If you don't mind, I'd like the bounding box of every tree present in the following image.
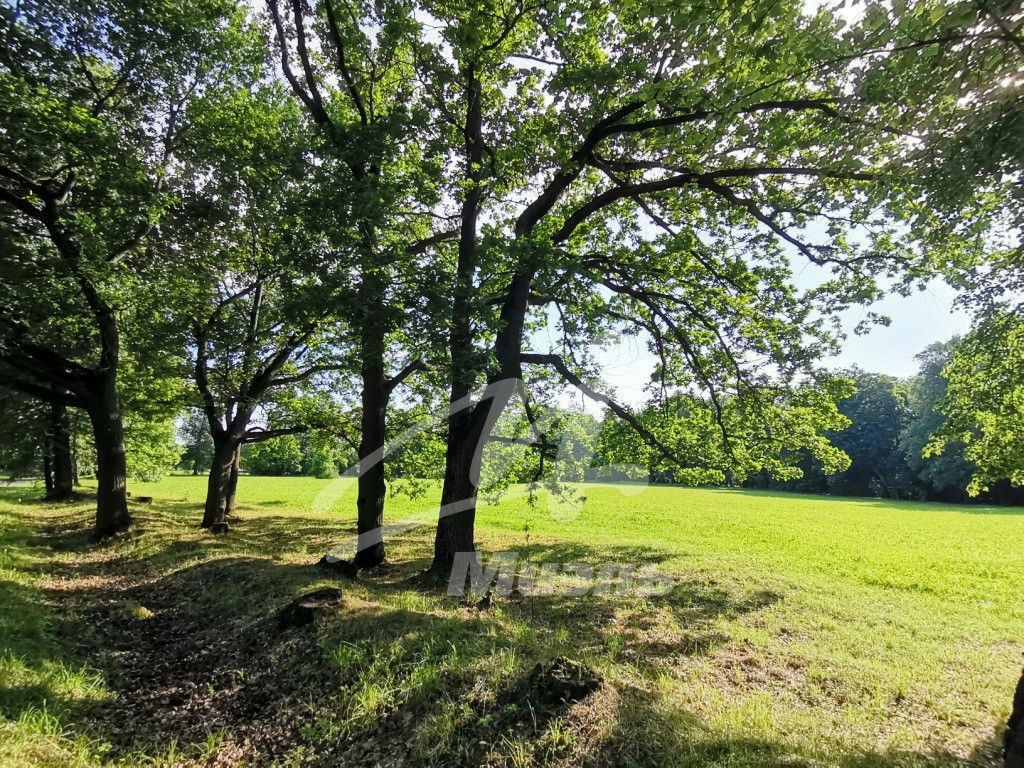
[929,314,1024,496]
[0,0,253,536]
[0,391,74,496]
[165,79,356,532]
[265,0,449,567]
[598,385,852,488]
[298,431,345,479]
[178,410,215,476]
[407,1,986,578]
[824,370,912,499]
[901,341,974,501]
[244,434,304,476]
[855,4,1024,501]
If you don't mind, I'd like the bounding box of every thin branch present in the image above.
[406,228,459,255]
[519,352,691,469]
[323,0,368,124]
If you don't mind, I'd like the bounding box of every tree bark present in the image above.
[1007,669,1024,768]
[202,433,239,529]
[42,437,53,495]
[346,287,398,570]
[430,408,489,579]
[87,376,131,538]
[46,402,74,500]
[355,335,388,569]
[428,64,488,581]
[225,444,241,516]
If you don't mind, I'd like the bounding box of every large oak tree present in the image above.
[411,0,995,578]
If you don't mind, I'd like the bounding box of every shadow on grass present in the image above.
[565,683,1004,768]
[7,510,787,766]
[2,497,1011,768]
[0,511,105,728]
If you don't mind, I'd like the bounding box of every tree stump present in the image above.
[1006,669,1024,768]
[317,553,360,579]
[526,656,602,710]
[278,588,343,628]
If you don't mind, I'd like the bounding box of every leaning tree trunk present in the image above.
[202,433,238,531]
[87,375,131,538]
[46,402,74,500]
[354,316,389,570]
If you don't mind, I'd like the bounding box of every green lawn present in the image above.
[1,476,1021,767]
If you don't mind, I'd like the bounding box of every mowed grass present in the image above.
[0,475,1021,767]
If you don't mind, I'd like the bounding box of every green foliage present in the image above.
[298,431,344,479]
[901,342,974,499]
[243,435,304,477]
[824,370,912,498]
[930,313,1024,495]
[386,405,446,498]
[178,410,215,475]
[0,392,46,478]
[594,382,853,487]
[123,414,181,483]
[0,0,260,369]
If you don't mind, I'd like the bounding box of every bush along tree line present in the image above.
[1,0,1022,570]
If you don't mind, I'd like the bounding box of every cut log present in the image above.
[278,588,343,628]
[317,553,360,579]
[1006,669,1024,768]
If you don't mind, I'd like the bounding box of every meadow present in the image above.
[0,475,1021,767]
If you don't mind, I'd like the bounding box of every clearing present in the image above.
[0,476,1021,767]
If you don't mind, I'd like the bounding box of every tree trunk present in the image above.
[42,436,53,495]
[46,402,74,500]
[355,342,388,569]
[225,444,241,517]
[1007,669,1024,768]
[202,433,238,530]
[428,65,487,581]
[430,414,483,579]
[87,377,131,538]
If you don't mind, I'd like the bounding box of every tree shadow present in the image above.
[575,683,1005,767]
[4,497,1011,768]
[12,525,785,766]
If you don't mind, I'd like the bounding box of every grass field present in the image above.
[0,475,1021,767]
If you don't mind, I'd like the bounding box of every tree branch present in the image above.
[519,352,690,469]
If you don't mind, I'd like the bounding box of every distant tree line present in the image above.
[593,339,1024,505]
[748,342,1024,505]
